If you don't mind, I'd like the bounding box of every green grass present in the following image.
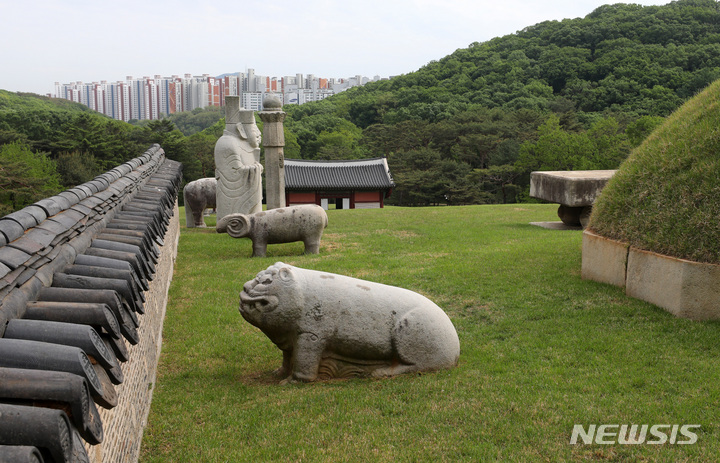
[141,205,720,462]
[590,78,720,264]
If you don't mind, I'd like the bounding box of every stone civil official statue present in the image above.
[215,96,263,227]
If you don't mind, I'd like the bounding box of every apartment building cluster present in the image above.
[54,69,384,122]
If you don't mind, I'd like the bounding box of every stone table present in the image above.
[530,170,616,228]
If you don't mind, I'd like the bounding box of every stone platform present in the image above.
[530,170,616,227]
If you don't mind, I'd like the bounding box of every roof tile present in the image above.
[285,158,395,191]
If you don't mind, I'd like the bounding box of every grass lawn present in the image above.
[140,204,720,462]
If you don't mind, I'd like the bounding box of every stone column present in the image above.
[259,95,286,210]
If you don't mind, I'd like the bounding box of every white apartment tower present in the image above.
[247,68,256,92]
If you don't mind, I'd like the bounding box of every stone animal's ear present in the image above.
[278,267,293,282]
[236,123,248,140]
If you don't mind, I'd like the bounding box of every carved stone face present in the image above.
[243,123,262,148]
[239,263,302,330]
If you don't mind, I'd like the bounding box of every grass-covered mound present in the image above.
[589,78,720,264]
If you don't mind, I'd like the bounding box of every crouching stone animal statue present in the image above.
[217,205,328,257]
[239,262,461,383]
[183,177,216,228]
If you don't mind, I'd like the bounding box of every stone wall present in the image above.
[582,230,720,321]
[84,203,179,462]
[0,144,182,462]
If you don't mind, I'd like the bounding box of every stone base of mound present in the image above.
[581,231,629,287]
[581,230,720,321]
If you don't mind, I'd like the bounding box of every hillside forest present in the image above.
[2,0,720,214]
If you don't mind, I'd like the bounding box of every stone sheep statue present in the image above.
[183,178,216,228]
[216,205,328,257]
[239,262,461,383]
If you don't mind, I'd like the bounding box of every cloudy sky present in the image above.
[2,0,670,96]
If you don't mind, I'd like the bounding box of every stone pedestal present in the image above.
[259,95,286,210]
[626,248,720,321]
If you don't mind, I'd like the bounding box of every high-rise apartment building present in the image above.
[242,92,264,112]
[55,70,384,121]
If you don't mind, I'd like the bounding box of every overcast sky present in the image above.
[2,0,670,96]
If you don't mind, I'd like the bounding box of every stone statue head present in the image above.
[225,96,261,148]
[238,120,261,149]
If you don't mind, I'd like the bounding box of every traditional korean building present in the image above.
[284,158,395,209]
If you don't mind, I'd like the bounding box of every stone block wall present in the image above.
[582,230,720,321]
[84,203,179,462]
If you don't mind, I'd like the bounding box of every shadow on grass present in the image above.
[236,369,282,386]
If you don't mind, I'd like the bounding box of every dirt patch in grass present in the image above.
[372,229,420,239]
[237,370,283,386]
[320,232,360,253]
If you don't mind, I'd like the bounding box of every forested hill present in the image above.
[0,90,205,215]
[327,0,720,127]
[0,91,94,113]
[281,0,720,205]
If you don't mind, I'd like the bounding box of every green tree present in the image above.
[283,127,301,159]
[184,131,217,179]
[143,119,201,181]
[360,120,434,157]
[625,115,664,146]
[165,106,224,136]
[313,127,367,160]
[55,151,102,187]
[471,165,525,204]
[517,115,631,172]
[517,115,593,171]
[0,142,63,214]
[284,114,361,159]
[387,148,445,206]
[582,117,631,169]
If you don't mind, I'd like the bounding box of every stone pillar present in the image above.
[259,94,286,210]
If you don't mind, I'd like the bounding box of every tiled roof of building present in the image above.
[284,158,395,190]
